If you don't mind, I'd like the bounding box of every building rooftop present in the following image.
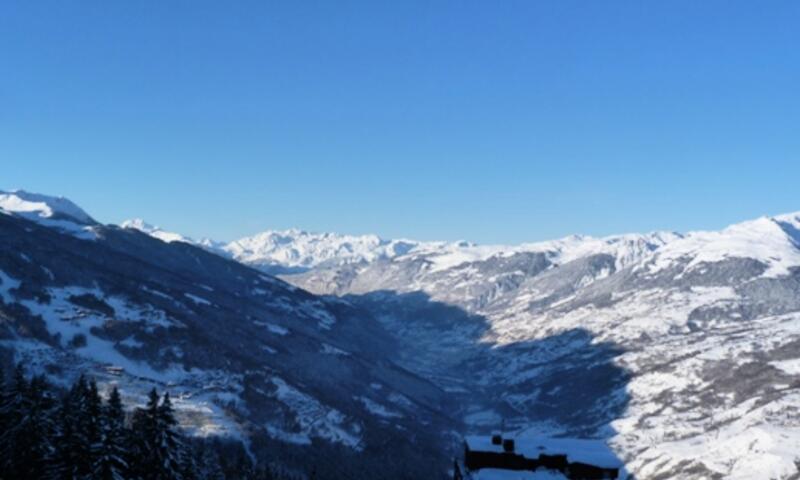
[464,435,623,469]
[470,468,568,479]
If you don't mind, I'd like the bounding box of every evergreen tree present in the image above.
[53,393,80,479]
[0,369,294,480]
[93,386,129,480]
[131,388,160,479]
[179,446,199,480]
[156,392,184,479]
[0,362,6,474]
[1,371,57,479]
[0,364,26,478]
[132,388,184,480]
[194,440,226,480]
[87,378,103,450]
[0,364,30,476]
[53,375,95,479]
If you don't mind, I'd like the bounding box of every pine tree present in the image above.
[93,386,129,480]
[2,372,57,479]
[0,363,23,478]
[0,364,31,476]
[132,388,185,480]
[0,368,297,480]
[53,393,80,479]
[156,392,184,479]
[87,379,103,450]
[179,440,200,480]
[195,441,226,480]
[53,374,95,479]
[131,388,160,479]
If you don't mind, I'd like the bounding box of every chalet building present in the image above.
[457,434,623,479]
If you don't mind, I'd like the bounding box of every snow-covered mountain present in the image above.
[276,214,800,479]
[1,193,453,479]
[120,221,448,274]
[7,191,800,478]
[120,218,194,244]
[0,189,99,240]
[222,229,425,273]
[0,189,96,225]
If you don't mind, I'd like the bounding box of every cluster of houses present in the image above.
[455,433,624,479]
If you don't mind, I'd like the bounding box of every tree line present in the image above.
[0,364,300,480]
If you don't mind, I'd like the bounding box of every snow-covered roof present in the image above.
[464,435,623,469]
[470,468,567,479]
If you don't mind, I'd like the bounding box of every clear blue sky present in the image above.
[1,1,798,243]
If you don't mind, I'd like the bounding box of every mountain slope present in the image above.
[0,197,456,478]
[0,189,99,240]
[275,214,800,480]
[13,192,800,478]
[222,229,424,274]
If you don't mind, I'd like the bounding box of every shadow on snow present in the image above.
[344,289,631,470]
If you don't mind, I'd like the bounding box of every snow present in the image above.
[184,293,212,306]
[387,392,413,408]
[121,218,193,244]
[647,216,800,278]
[0,189,94,224]
[416,232,677,273]
[119,336,144,349]
[0,269,21,304]
[112,208,800,288]
[20,286,186,382]
[354,396,402,418]
[253,321,289,335]
[770,358,800,375]
[622,391,800,480]
[471,469,567,480]
[265,425,312,445]
[321,343,350,356]
[464,409,503,426]
[267,376,362,449]
[223,228,422,270]
[141,286,174,301]
[298,300,337,330]
[0,190,98,240]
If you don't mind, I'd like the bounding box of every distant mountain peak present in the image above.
[224,229,423,271]
[645,213,800,278]
[121,218,192,244]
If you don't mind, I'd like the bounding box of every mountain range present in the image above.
[2,189,800,479]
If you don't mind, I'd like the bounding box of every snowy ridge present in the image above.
[226,214,800,284]
[645,214,800,278]
[277,210,800,479]
[223,229,423,270]
[0,190,95,225]
[1,201,450,473]
[0,190,99,239]
[218,229,680,276]
[121,218,193,244]
[6,189,800,478]
[410,231,680,273]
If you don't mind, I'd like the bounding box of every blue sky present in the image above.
[1,1,798,243]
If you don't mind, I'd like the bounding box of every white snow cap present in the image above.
[648,213,800,278]
[121,218,192,244]
[0,189,95,225]
[224,229,421,269]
